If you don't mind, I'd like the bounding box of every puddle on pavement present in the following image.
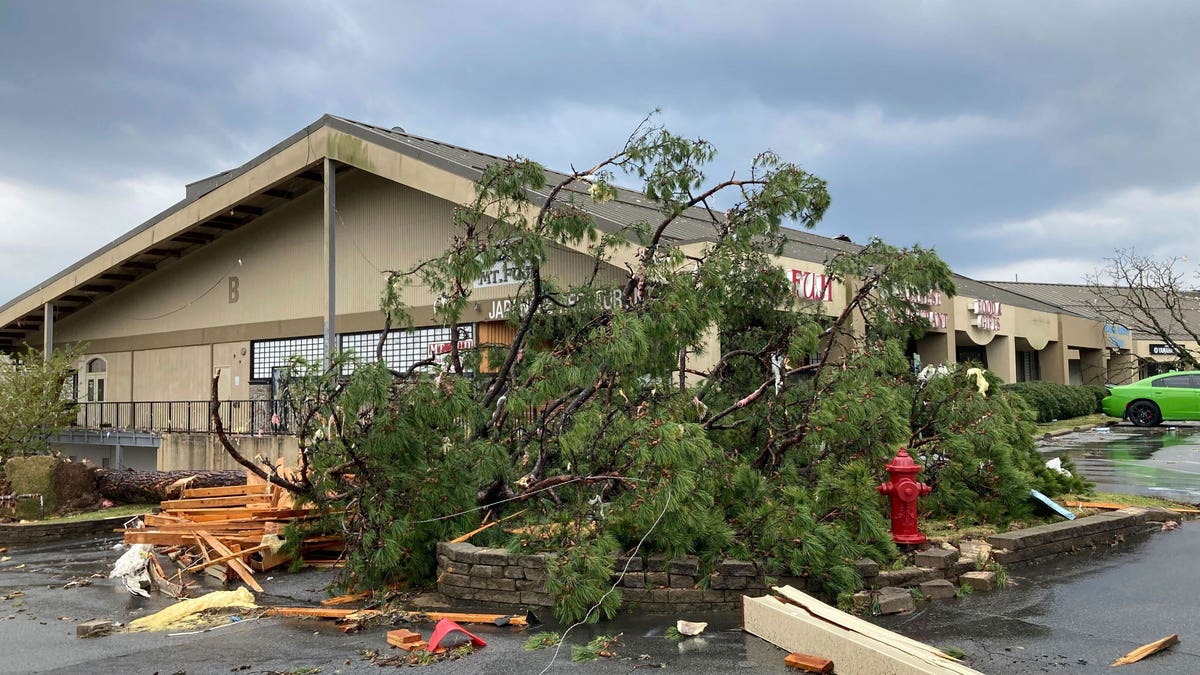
[1040,424,1200,504]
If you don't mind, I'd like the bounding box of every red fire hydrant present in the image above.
[878,447,932,545]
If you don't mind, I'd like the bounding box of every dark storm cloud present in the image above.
[3,0,1200,299]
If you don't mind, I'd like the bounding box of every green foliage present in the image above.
[911,368,1087,523]
[524,632,562,651]
[1003,381,1102,422]
[241,113,1087,624]
[571,634,621,662]
[664,626,684,641]
[0,345,86,460]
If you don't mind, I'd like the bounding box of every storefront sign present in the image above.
[486,288,623,321]
[903,290,948,329]
[1104,323,1131,350]
[429,339,475,357]
[1149,343,1176,356]
[474,260,528,289]
[790,269,834,303]
[969,299,1002,332]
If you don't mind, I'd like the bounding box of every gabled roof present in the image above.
[0,114,1086,349]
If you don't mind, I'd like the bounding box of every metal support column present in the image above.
[323,158,337,372]
[43,301,54,362]
[114,443,123,470]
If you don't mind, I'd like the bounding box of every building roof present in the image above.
[0,114,1083,347]
[989,281,1200,340]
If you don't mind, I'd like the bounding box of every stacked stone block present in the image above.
[437,542,771,612]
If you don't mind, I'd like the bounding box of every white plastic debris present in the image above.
[1044,457,1072,477]
[108,543,154,597]
[676,620,708,636]
[917,365,950,382]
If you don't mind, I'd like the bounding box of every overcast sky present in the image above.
[2,0,1199,302]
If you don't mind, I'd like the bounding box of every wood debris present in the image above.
[744,585,983,674]
[785,652,834,673]
[1111,634,1179,666]
[387,628,428,651]
[121,470,344,595]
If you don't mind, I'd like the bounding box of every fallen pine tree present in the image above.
[93,468,246,503]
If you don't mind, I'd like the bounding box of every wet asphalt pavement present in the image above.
[1041,422,1200,503]
[0,535,794,674]
[5,425,1200,674]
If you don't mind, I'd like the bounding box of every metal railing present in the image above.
[69,400,295,435]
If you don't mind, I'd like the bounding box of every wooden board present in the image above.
[182,484,269,498]
[785,652,834,673]
[195,530,263,593]
[772,586,969,667]
[1112,634,1179,666]
[745,590,984,675]
[160,494,274,510]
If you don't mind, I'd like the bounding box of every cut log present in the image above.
[1112,634,1179,666]
[94,468,246,503]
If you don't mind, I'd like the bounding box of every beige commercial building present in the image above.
[0,116,1154,469]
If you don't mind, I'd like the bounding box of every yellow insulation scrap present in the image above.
[128,587,258,631]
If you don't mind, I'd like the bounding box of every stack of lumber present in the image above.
[122,471,344,595]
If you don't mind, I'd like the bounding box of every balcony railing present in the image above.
[69,400,295,435]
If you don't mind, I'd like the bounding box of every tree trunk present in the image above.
[93,468,246,504]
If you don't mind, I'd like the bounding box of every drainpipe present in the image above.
[323,158,337,373]
[43,301,54,362]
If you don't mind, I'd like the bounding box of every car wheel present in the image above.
[1128,401,1162,427]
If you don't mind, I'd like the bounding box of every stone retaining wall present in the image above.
[437,542,773,613]
[438,506,1178,614]
[0,514,137,546]
[985,506,1172,566]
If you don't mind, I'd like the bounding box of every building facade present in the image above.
[0,116,1154,470]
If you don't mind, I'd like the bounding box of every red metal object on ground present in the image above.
[877,447,932,545]
[427,618,487,652]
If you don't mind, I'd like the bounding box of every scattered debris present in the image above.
[119,471,345,596]
[1162,520,1179,531]
[1064,500,1200,514]
[127,587,257,632]
[524,632,562,651]
[427,618,486,652]
[1044,457,1071,477]
[76,619,116,638]
[571,634,621,662]
[1031,489,1075,521]
[676,619,708,636]
[785,652,834,673]
[321,592,371,607]
[1111,633,1179,666]
[386,628,427,651]
[108,543,154,597]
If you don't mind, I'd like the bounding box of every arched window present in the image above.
[84,357,107,402]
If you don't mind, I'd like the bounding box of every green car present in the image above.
[1102,371,1200,426]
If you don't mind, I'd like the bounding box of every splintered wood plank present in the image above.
[194,530,263,593]
[268,607,360,618]
[186,542,273,572]
[123,531,203,546]
[182,484,270,498]
[1112,634,1179,666]
[160,494,274,509]
[320,592,372,607]
[419,612,529,626]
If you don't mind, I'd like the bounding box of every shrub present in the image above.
[1002,381,1102,423]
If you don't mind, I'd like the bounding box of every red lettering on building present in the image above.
[789,269,834,303]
